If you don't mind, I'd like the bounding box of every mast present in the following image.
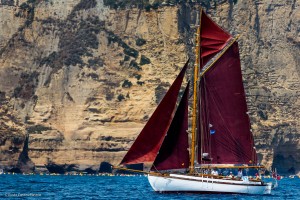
[190,8,202,174]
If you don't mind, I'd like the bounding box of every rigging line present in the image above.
[151,164,161,174]
[203,77,212,160]
[195,69,200,165]
[207,87,248,156]
[208,88,251,162]
[214,137,244,159]
[199,78,210,158]
[199,27,205,156]
[246,111,256,163]
[198,78,203,164]
[197,7,203,166]
[199,25,203,165]
[210,124,247,159]
[211,126,243,158]
[216,125,250,161]
[209,117,244,153]
[199,81,208,163]
[206,87,242,150]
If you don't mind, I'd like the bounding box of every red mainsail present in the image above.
[200,11,232,67]
[198,42,257,164]
[151,83,190,171]
[120,61,189,165]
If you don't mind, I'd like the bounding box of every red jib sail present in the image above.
[151,83,190,171]
[198,42,257,164]
[120,60,189,165]
[200,11,232,67]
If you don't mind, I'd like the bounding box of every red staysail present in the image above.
[200,11,232,67]
[151,83,190,171]
[198,42,257,164]
[120,61,189,165]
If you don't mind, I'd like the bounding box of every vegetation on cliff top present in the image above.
[104,0,181,10]
[103,0,236,11]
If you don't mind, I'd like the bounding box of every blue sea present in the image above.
[0,174,299,199]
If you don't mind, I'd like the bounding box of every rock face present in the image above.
[0,0,299,175]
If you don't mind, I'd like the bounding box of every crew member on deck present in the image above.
[237,168,243,179]
[211,168,218,176]
[228,172,233,178]
[255,173,260,180]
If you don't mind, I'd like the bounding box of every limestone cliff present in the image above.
[0,0,299,175]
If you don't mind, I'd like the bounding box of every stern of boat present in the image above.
[263,182,272,194]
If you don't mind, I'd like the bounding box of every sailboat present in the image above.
[114,9,272,195]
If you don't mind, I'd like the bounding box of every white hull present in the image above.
[148,174,272,195]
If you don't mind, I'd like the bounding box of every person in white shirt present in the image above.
[211,168,218,176]
[237,168,243,179]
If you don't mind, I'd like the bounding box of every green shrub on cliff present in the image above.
[124,47,139,58]
[26,125,52,134]
[140,55,151,65]
[117,94,125,101]
[136,38,146,46]
[129,60,141,70]
[122,80,133,88]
